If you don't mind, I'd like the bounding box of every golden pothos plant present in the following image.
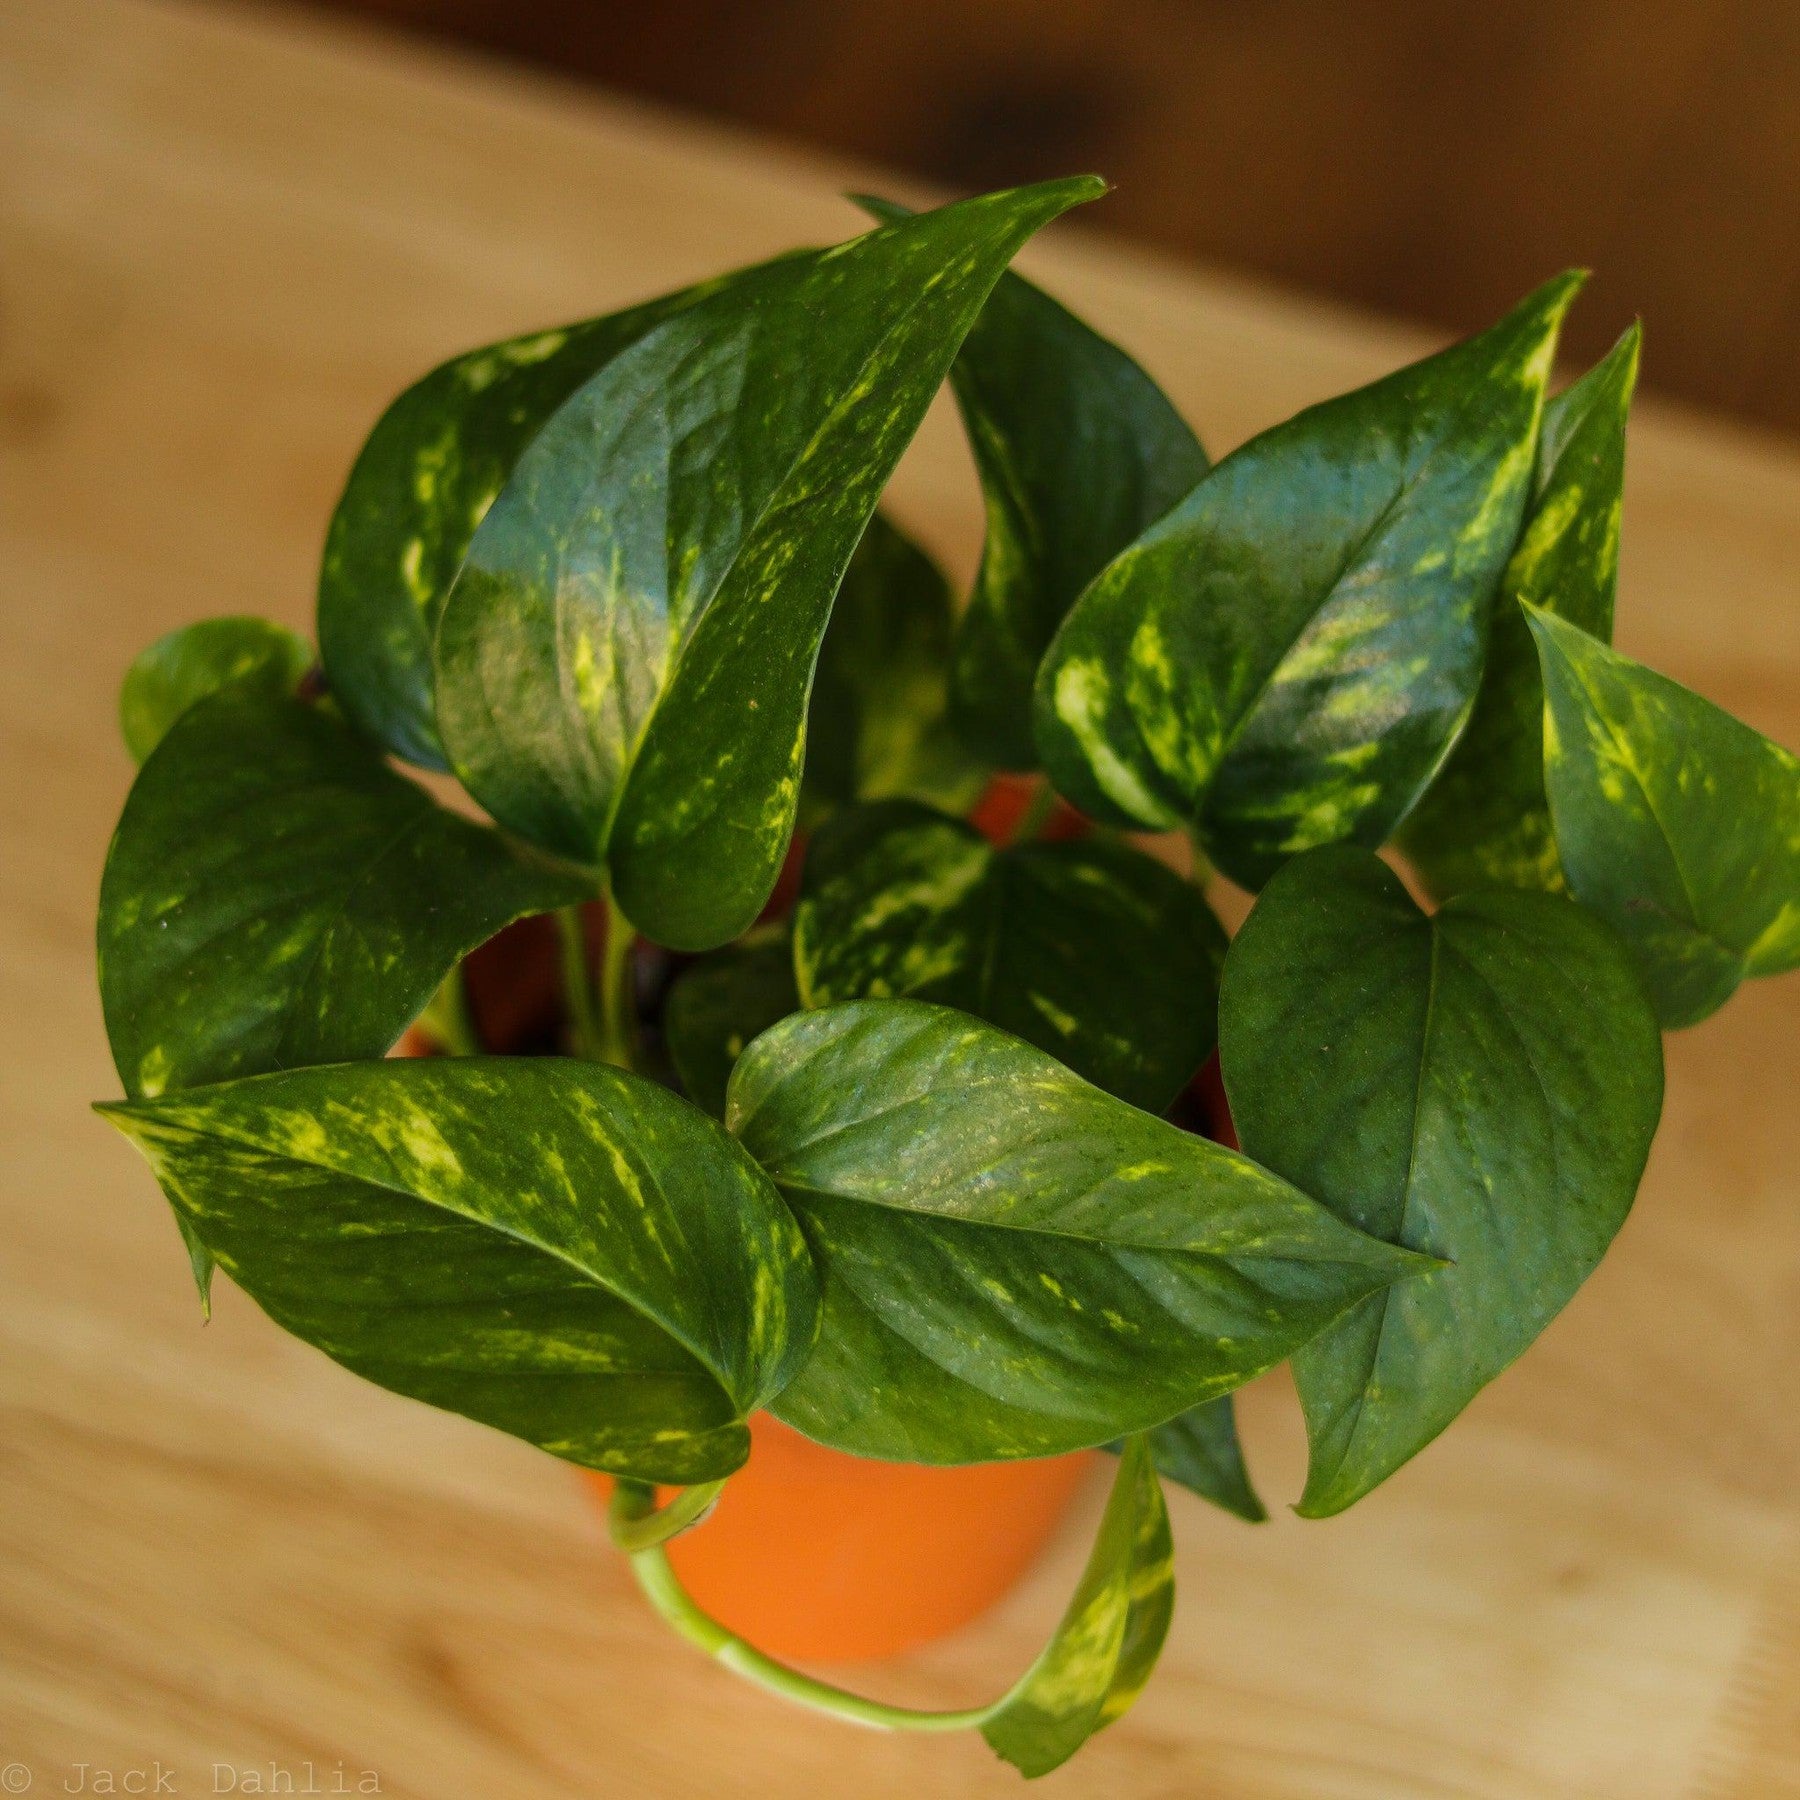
[96,178,1798,1776]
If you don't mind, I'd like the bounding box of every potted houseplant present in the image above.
[95,177,1799,1779]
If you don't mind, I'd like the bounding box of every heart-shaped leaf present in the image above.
[1402,327,1640,896]
[1220,846,1663,1516]
[99,689,590,1100]
[857,196,1209,770]
[663,927,800,1118]
[1034,275,1583,889]
[1113,1396,1264,1523]
[799,512,986,826]
[793,800,1225,1111]
[119,616,312,765]
[317,263,793,769]
[1529,606,1800,1025]
[978,1435,1174,1777]
[434,178,1105,950]
[727,999,1427,1462]
[99,1058,818,1482]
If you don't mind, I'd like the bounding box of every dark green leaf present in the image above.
[1529,606,1800,1026]
[978,1435,1174,1778]
[1034,275,1583,889]
[1116,1396,1265,1523]
[858,196,1208,769]
[99,689,590,1099]
[727,999,1427,1462]
[317,263,795,768]
[793,800,1225,1111]
[119,616,312,765]
[663,927,800,1118]
[99,1058,818,1482]
[434,178,1105,950]
[1402,327,1640,896]
[1220,846,1663,1516]
[799,512,986,825]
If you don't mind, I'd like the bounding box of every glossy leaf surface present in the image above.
[100,1058,818,1481]
[793,800,1225,1111]
[434,179,1104,949]
[1121,1396,1264,1523]
[99,690,590,1099]
[728,1000,1425,1462]
[1220,847,1663,1515]
[800,512,986,824]
[1402,327,1640,895]
[859,196,1208,769]
[1034,275,1582,888]
[119,616,312,765]
[663,927,800,1118]
[979,1435,1174,1777]
[1530,607,1800,1025]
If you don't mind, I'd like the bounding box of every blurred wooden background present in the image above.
[298,0,1800,433]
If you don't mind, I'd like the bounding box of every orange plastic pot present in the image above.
[589,1414,1096,1663]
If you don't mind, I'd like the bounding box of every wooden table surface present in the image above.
[2,3,1796,1795]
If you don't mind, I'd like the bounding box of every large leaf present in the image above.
[434,179,1105,950]
[99,689,590,1100]
[118,616,311,765]
[99,1059,818,1482]
[793,800,1225,1111]
[663,927,800,1119]
[1529,607,1800,1026]
[727,1000,1427,1462]
[317,262,796,769]
[858,196,1209,769]
[1402,327,1640,895]
[1033,275,1583,889]
[1220,846,1663,1516]
[978,1435,1174,1777]
[1120,1396,1265,1524]
[799,512,986,825]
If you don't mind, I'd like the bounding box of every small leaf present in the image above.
[99,689,590,1099]
[1034,275,1583,889]
[979,1435,1174,1778]
[118,616,312,765]
[858,196,1209,769]
[1528,607,1800,1025]
[1403,326,1640,896]
[793,800,1225,1111]
[1112,1396,1264,1523]
[317,263,792,768]
[1219,846,1663,1516]
[435,178,1105,950]
[800,513,986,825]
[99,1058,818,1481]
[663,927,800,1118]
[728,1000,1427,1462]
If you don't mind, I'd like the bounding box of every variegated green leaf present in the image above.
[1402,326,1640,895]
[978,1435,1174,1777]
[434,179,1105,950]
[663,926,800,1118]
[1529,607,1800,1026]
[799,512,986,826]
[118,616,312,765]
[858,196,1208,769]
[727,1000,1427,1462]
[793,800,1225,1111]
[1033,275,1583,889]
[98,1058,818,1482]
[1220,846,1663,1516]
[1115,1395,1264,1523]
[317,261,795,769]
[99,689,590,1100]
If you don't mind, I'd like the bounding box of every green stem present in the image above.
[606,1478,727,1553]
[609,1484,992,1733]
[1186,823,1213,889]
[556,906,604,1062]
[418,963,480,1056]
[1005,780,1059,847]
[598,890,639,1072]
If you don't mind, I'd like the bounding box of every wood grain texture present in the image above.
[0,2,1796,1794]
